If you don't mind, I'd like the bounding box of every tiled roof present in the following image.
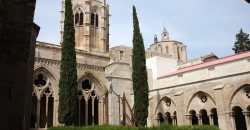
[161,51,250,78]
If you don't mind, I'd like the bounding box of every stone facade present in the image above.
[31,0,250,130]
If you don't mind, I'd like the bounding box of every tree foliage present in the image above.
[58,0,78,125]
[132,5,149,126]
[232,29,250,53]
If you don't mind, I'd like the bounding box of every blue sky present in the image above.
[34,0,250,59]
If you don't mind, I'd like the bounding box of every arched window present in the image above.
[91,12,95,26]
[75,8,84,26]
[95,14,99,27]
[91,9,99,27]
[31,72,54,129]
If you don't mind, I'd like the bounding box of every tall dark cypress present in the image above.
[58,0,78,125]
[132,6,149,126]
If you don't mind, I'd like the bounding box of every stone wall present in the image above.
[0,0,37,129]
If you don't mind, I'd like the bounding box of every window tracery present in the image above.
[91,9,99,27]
[77,79,99,125]
[75,8,84,26]
[199,94,208,103]
[31,72,54,128]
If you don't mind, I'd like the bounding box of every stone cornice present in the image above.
[36,41,110,60]
[35,57,105,72]
[150,71,250,92]
[105,62,130,68]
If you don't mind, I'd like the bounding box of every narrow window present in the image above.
[177,47,180,60]
[75,12,79,25]
[79,12,84,25]
[91,13,95,26]
[95,14,99,27]
[120,51,124,61]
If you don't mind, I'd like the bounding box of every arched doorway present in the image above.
[233,106,247,130]
[210,108,219,126]
[78,78,101,126]
[189,110,198,125]
[31,72,54,129]
[199,109,209,125]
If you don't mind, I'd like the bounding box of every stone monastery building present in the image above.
[31,0,250,130]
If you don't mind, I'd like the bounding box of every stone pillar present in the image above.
[36,98,41,128]
[209,114,214,125]
[156,118,160,126]
[185,115,192,125]
[78,96,82,126]
[197,114,202,125]
[171,116,177,125]
[84,0,91,52]
[243,112,250,130]
[92,97,95,125]
[45,96,49,128]
[229,112,236,130]
[85,98,89,125]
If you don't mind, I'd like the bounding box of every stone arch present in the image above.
[186,91,216,114]
[157,112,164,125]
[73,3,86,13]
[189,109,198,125]
[34,66,57,82]
[155,96,177,116]
[91,5,101,13]
[76,72,107,126]
[90,6,100,27]
[232,106,247,130]
[31,67,56,128]
[210,108,219,126]
[165,112,173,125]
[229,84,250,111]
[199,109,209,125]
[77,72,106,97]
[73,4,85,26]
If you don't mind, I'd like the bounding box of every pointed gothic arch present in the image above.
[229,84,250,111]
[186,91,216,114]
[31,67,56,129]
[73,6,84,26]
[76,72,107,126]
[90,7,100,27]
[155,96,177,116]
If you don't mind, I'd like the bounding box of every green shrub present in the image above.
[49,125,219,130]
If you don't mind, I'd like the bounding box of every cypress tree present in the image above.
[58,0,78,125]
[132,6,149,126]
[232,28,250,53]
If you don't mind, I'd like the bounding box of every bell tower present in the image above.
[161,27,169,41]
[60,0,110,53]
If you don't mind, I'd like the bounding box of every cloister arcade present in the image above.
[30,68,108,129]
[155,85,250,130]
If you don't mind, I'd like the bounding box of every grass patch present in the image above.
[49,125,219,130]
